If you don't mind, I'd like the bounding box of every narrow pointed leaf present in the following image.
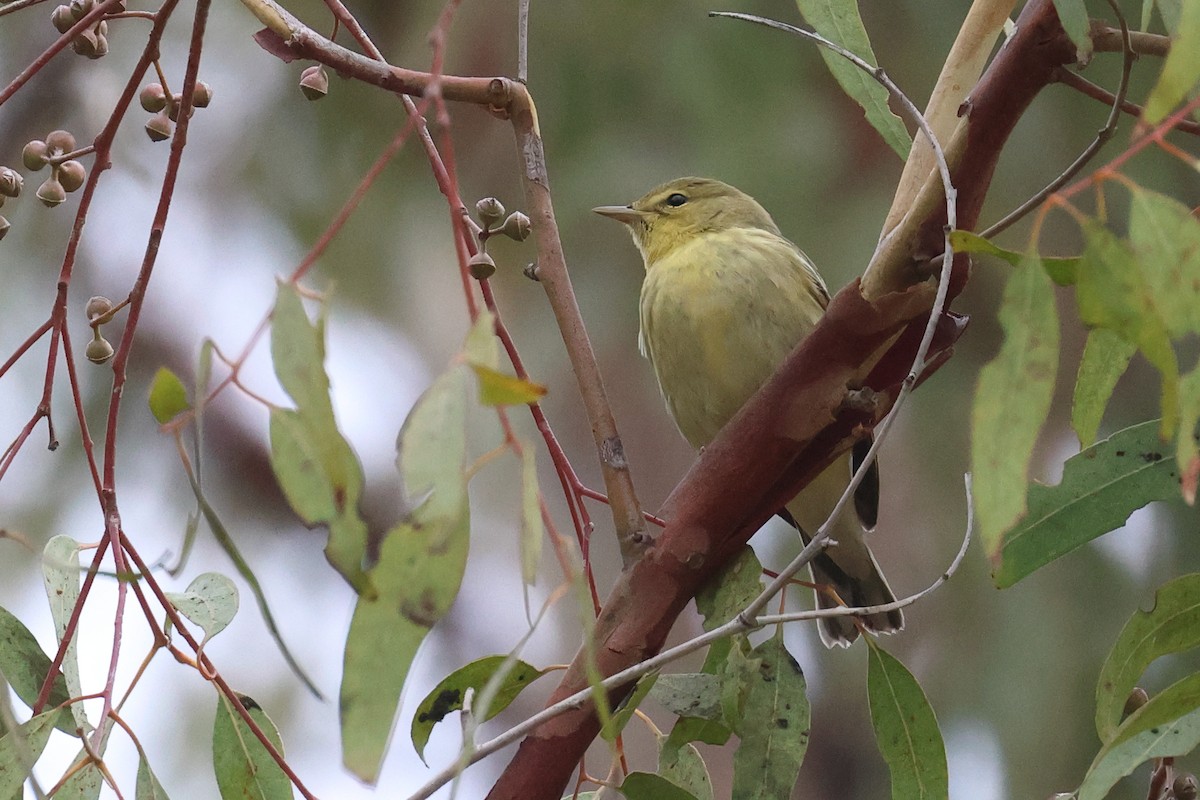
[519,445,542,585]
[972,256,1059,557]
[948,230,1079,285]
[342,367,469,783]
[135,753,171,800]
[730,636,810,800]
[410,655,547,761]
[0,710,61,796]
[1142,0,1200,123]
[794,0,911,159]
[1051,0,1092,61]
[462,309,499,369]
[1079,672,1200,800]
[212,693,292,800]
[994,420,1185,587]
[271,282,333,418]
[867,643,949,800]
[42,536,89,734]
[1095,574,1200,742]
[1077,223,1179,437]
[601,672,658,743]
[1072,329,1136,447]
[0,607,73,734]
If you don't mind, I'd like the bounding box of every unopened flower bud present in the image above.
[475,197,505,226]
[22,140,49,171]
[191,81,213,108]
[51,4,75,32]
[45,130,77,155]
[1174,774,1198,800]
[85,295,113,321]
[468,252,496,280]
[68,0,92,19]
[500,211,531,242]
[57,160,86,192]
[139,83,167,112]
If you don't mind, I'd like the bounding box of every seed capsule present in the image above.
[468,252,497,280]
[58,160,86,192]
[0,167,22,198]
[36,178,66,207]
[139,83,167,112]
[86,335,114,364]
[145,113,172,142]
[1122,687,1148,718]
[51,4,75,32]
[22,140,49,171]
[299,65,328,100]
[45,130,77,155]
[192,81,213,108]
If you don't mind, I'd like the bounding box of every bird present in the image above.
[594,176,902,647]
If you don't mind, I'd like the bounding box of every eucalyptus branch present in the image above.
[247,1,649,566]
[1089,22,1170,57]
[981,0,1134,239]
[488,3,1078,796]
[411,476,973,800]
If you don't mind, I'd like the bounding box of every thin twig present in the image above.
[1056,68,1200,137]
[1089,23,1170,57]
[980,0,1134,239]
[517,0,529,83]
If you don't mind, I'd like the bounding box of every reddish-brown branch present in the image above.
[485,0,1077,796]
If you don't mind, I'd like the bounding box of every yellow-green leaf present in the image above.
[212,693,292,800]
[410,655,547,761]
[148,366,190,424]
[1051,0,1093,62]
[519,444,542,585]
[342,366,470,783]
[794,0,911,159]
[1077,222,1179,438]
[972,256,1059,557]
[867,643,949,800]
[1143,0,1200,124]
[1072,329,1136,447]
[462,309,499,370]
[470,364,547,406]
[949,230,1079,285]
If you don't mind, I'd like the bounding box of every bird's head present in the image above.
[593,177,779,264]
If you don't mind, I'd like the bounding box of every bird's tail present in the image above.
[784,455,903,648]
[808,541,903,648]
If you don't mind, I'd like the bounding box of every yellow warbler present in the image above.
[595,177,901,647]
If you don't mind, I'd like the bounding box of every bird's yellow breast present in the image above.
[638,227,828,448]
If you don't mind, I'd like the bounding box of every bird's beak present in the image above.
[592,205,648,225]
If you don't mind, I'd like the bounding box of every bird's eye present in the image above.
[665,193,688,207]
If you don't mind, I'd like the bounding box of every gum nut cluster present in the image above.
[22,130,87,209]
[139,80,212,142]
[0,166,21,241]
[50,0,124,59]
